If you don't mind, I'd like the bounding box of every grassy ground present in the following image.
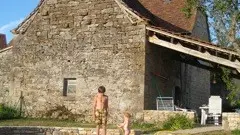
[193,130,240,135]
[131,122,162,134]
[1,119,239,135]
[0,118,162,133]
[232,130,240,135]
[0,118,97,128]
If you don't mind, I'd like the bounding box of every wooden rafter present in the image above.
[0,46,13,53]
[148,34,240,73]
[114,0,144,24]
[146,26,240,57]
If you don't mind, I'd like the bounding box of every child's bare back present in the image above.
[95,94,108,110]
[93,86,108,135]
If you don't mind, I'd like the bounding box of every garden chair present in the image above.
[207,96,222,125]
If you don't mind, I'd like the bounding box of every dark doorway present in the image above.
[174,86,181,107]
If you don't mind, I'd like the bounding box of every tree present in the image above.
[183,0,240,107]
[183,0,240,52]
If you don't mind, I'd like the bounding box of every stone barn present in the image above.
[0,0,239,122]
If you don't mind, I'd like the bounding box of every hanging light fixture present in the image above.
[212,73,217,84]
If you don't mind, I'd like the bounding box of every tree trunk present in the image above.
[227,0,240,54]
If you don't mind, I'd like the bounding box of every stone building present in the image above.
[0,0,239,122]
[0,34,7,49]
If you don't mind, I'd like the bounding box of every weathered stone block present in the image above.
[78,10,88,16]
[47,0,57,5]
[69,1,80,6]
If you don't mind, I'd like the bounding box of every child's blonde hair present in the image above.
[124,112,131,118]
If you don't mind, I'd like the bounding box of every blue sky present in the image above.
[0,0,39,43]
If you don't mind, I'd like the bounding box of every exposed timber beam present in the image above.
[146,26,240,57]
[149,35,240,73]
[174,56,240,77]
[114,0,143,24]
[0,46,13,53]
[198,46,202,52]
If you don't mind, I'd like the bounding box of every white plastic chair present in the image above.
[207,96,222,125]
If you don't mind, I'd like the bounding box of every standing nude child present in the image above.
[93,86,108,135]
[117,112,131,135]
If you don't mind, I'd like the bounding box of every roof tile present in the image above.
[123,0,197,33]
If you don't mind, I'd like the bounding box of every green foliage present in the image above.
[221,68,240,107]
[162,114,194,131]
[232,129,240,135]
[182,0,198,18]
[184,0,240,108]
[184,0,240,48]
[131,122,161,133]
[132,122,155,129]
[0,104,20,120]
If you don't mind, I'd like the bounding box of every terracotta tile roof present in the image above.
[123,0,197,33]
[14,0,195,34]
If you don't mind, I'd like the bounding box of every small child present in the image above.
[117,112,131,135]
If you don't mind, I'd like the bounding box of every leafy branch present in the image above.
[221,68,240,107]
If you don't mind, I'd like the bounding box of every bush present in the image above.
[0,104,20,120]
[162,114,194,131]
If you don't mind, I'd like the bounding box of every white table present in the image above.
[199,106,209,125]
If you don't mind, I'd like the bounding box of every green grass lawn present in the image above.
[131,122,163,134]
[2,119,238,135]
[0,118,162,134]
[0,118,97,128]
[232,130,240,135]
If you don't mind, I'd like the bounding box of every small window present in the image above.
[63,78,76,96]
[164,0,171,4]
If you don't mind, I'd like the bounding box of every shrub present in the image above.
[162,114,194,131]
[0,104,20,120]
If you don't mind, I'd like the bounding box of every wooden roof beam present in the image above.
[148,35,240,73]
[146,26,240,57]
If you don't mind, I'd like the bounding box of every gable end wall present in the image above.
[0,0,146,122]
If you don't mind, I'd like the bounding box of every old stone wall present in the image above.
[222,112,240,130]
[181,64,210,113]
[144,40,210,114]
[144,44,181,110]
[143,110,195,123]
[0,0,212,123]
[0,47,14,105]
[0,0,145,123]
[0,127,141,135]
[181,11,211,113]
